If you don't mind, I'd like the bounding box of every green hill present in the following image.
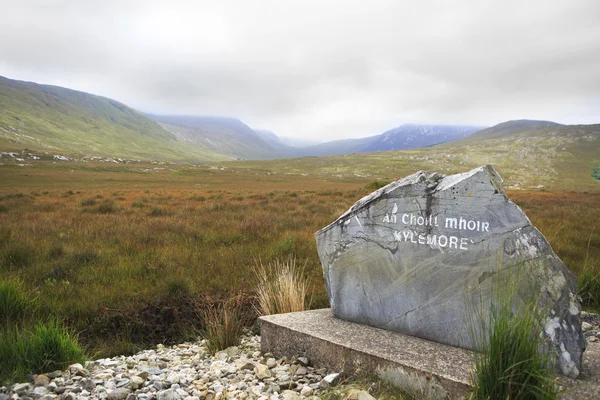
[230,120,600,191]
[0,76,231,161]
[148,115,298,160]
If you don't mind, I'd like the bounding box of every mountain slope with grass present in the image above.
[0,76,232,161]
[231,120,600,191]
[149,115,297,160]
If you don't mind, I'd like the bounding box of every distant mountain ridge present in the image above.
[295,124,484,156]
[0,75,488,161]
[2,75,596,175]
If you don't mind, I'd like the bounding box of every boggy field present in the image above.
[1,162,599,357]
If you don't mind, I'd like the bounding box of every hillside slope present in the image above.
[0,76,231,161]
[231,120,600,191]
[148,115,298,160]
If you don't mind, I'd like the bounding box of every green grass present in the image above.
[576,231,600,310]
[469,280,557,400]
[0,279,36,326]
[0,320,85,384]
[229,123,600,192]
[364,179,391,191]
[0,162,597,358]
[1,278,85,385]
[593,165,600,181]
[0,76,229,162]
[1,242,35,270]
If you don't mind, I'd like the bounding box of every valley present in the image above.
[0,73,599,377]
[0,159,598,359]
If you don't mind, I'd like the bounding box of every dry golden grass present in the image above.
[201,302,244,354]
[0,162,598,354]
[255,258,311,315]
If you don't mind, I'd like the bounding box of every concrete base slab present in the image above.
[260,309,473,399]
[260,309,600,400]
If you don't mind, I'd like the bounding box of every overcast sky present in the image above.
[1,0,599,141]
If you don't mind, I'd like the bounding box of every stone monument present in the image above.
[315,165,585,377]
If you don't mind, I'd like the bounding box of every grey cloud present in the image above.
[0,0,599,140]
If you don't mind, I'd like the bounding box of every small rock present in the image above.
[582,321,593,332]
[55,386,67,395]
[323,373,340,385]
[166,373,181,385]
[225,346,240,357]
[81,379,95,392]
[69,364,84,375]
[136,371,149,380]
[130,376,145,390]
[254,364,272,380]
[34,375,51,387]
[296,357,309,367]
[60,393,77,400]
[266,358,277,369]
[147,369,167,376]
[47,371,63,379]
[116,379,131,388]
[281,390,300,400]
[588,336,598,342]
[236,361,255,371]
[300,386,313,396]
[107,389,130,400]
[345,389,377,400]
[126,395,137,400]
[157,389,182,400]
[12,383,31,395]
[33,386,49,396]
[64,385,82,393]
[212,384,224,393]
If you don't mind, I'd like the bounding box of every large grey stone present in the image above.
[315,165,585,377]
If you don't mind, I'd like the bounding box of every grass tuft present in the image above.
[95,200,119,214]
[1,242,34,270]
[165,279,191,299]
[148,207,167,217]
[364,179,391,191]
[80,198,97,206]
[254,258,311,315]
[201,303,244,354]
[577,230,599,309]
[0,320,85,384]
[0,279,36,326]
[469,280,557,400]
[579,268,600,310]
